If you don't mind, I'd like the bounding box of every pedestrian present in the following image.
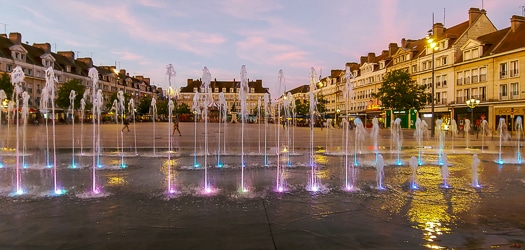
[122,117,130,132]
[172,115,181,136]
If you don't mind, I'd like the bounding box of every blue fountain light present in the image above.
[0,163,3,168]
[16,189,24,195]
[216,163,223,168]
[194,163,201,168]
[411,184,419,190]
[54,189,66,195]
[23,164,28,169]
[396,160,403,166]
[97,164,103,168]
[120,164,127,169]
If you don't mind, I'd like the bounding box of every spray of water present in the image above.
[239,65,249,192]
[471,154,481,188]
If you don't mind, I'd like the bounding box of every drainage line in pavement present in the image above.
[262,199,277,250]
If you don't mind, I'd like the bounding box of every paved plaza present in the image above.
[0,121,524,249]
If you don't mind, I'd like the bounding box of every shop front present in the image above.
[494,106,524,132]
[385,109,417,129]
[453,106,488,132]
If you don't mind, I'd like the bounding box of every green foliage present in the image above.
[294,99,309,116]
[316,95,328,114]
[55,79,87,110]
[175,102,191,114]
[106,92,133,113]
[137,95,152,115]
[0,73,14,99]
[371,69,431,112]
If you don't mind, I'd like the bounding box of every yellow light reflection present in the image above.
[107,176,127,186]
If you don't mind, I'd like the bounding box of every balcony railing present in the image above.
[500,94,509,100]
[456,78,463,85]
[480,74,486,82]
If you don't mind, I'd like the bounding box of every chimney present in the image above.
[510,15,525,32]
[388,43,398,56]
[144,78,150,85]
[0,34,6,39]
[469,8,482,25]
[433,23,444,37]
[367,52,376,63]
[9,32,22,44]
[33,43,51,53]
[360,56,367,65]
[119,69,126,76]
[77,57,93,67]
[58,51,75,61]
[136,75,144,81]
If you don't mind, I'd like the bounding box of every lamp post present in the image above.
[427,36,438,137]
[336,108,340,128]
[466,98,480,134]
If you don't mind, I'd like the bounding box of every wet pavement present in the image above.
[0,122,524,249]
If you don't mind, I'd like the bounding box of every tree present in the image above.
[0,73,14,99]
[175,102,191,114]
[55,79,87,110]
[371,69,431,112]
[294,99,309,116]
[106,92,132,113]
[137,95,152,115]
[316,95,328,114]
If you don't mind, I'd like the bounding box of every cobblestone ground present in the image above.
[0,122,524,249]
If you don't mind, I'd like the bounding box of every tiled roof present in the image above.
[490,25,525,54]
[288,85,309,94]
[181,79,268,94]
[477,28,510,56]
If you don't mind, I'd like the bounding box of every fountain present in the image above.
[217,92,227,167]
[275,69,286,192]
[43,66,62,194]
[515,116,522,164]
[435,117,445,165]
[375,154,385,190]
[307,67,320,192]
[0,89,5,168]
[88,68,102,194]
[10,66,24,195]
[471,154,481,188]
[69,90,77,168]
[371,117,379,160]
[497,118,509,164]
[128,98,137,155]
[150,97,157,156]
[450,119,458,153]
[192,91,201,168]
[414,118,424,165]
[409,156,418,189]
[201,66,212,192]
[464,118,471,148]
[392,118,402,165]
[440,153,450,188]
[263,93,270,167]
[239,65,249,193]
[480,119,489,153]
[353,117,366,166]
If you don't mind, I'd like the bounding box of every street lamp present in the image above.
[336,108,340,128]
[466,98,480,134]
[427,36,438,137]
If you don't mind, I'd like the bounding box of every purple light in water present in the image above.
[16,189,24,195]
[277,186,284,192]
[345,185,354,191]
[311,185,319,192]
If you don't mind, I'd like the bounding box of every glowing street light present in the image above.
[427,35,438,137]
[466,98,480,134]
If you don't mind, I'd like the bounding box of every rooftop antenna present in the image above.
[443,8,446,26]
[75,50,80,59]
[53,42,57,53]
[481,0,484,10]
[521,5,525,16]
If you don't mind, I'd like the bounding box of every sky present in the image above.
[0,0,523,98]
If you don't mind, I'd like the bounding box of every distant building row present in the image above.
[0,32,163,111]
[286,8,525,131]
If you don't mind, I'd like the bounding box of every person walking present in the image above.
[122,117,130,132]
[172,115,182,136]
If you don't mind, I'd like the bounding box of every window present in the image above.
[464,71,471,84]
[480,86,486,101]
[511,82,519,97]
[480,67,487,82]
[472,48,479,58]
[442,91,447,104]
[500,62,508,79]
[436,92,441,104]
[456,90,463,103]
[442,74,447,87]
[222,88,226,93]
[471,68,479,83]
[436,75,441,88]
[230,88,234,93]
[456,72,463,85]
[500,84,508,99]
[7,64,12,72]
[472,88,479,99]
[214,88,218,93]
[510,60,519,77]
[464,89,470,100]
[464,50,471,60]
[441,56,447,66]
[193,87,198,93]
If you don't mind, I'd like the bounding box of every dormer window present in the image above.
[66,65,71,72]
